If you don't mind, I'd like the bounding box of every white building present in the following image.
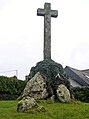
[64,66,89,87]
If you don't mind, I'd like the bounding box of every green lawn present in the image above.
[0,100,89,119]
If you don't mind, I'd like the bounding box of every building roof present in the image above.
[64,66,89,86]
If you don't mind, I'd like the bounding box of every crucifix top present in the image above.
[37,3,58,60]
[37,3,58,18]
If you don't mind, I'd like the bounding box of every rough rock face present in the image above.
[17,96,38,112]
[27,60,73,98]
[21,59,74,104]
[56,84,71,102]
[22,72,49,99]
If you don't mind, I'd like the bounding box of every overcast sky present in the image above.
[0,0,89,80]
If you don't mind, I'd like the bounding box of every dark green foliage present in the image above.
[0,94,19,100]
[29,60,70,87]
[29,60,64,79]
[0,76,26,100]
[73,86,89,103]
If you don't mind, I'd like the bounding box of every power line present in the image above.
[0,70,18,78]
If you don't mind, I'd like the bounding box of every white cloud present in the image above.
[0,0,89,79]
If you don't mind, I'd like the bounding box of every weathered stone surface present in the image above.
[56,84,71,102]
[50,95,55,102]
[26,60,73,99]
[22,72,49,99]
[37,3,58,59]
[29,60,70,89]
[17,96,38,112]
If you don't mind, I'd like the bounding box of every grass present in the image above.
[0,100,89,119]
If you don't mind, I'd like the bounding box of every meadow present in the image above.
[0,100,89,119]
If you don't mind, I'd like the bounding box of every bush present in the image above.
[73,86,89,103]
[0,76,26,100]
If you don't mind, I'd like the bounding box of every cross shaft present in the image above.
[37,3,58,60]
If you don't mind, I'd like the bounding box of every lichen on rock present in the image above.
[26,59,73,99]
[22,72,49,99]
[17,60,74,113]
[17,96,38,112]
[56,84,71,102]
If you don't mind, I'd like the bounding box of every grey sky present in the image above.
[0,0,89,80]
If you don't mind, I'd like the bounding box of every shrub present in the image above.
[73,86,89,103]
[0,76,26,100]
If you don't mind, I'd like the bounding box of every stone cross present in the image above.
[37,3,58,59]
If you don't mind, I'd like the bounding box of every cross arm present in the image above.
[51,10,58,18]
[37,8,45,16]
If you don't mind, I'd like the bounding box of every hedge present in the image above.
[73,86,89,103]
[0,76,26,100]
